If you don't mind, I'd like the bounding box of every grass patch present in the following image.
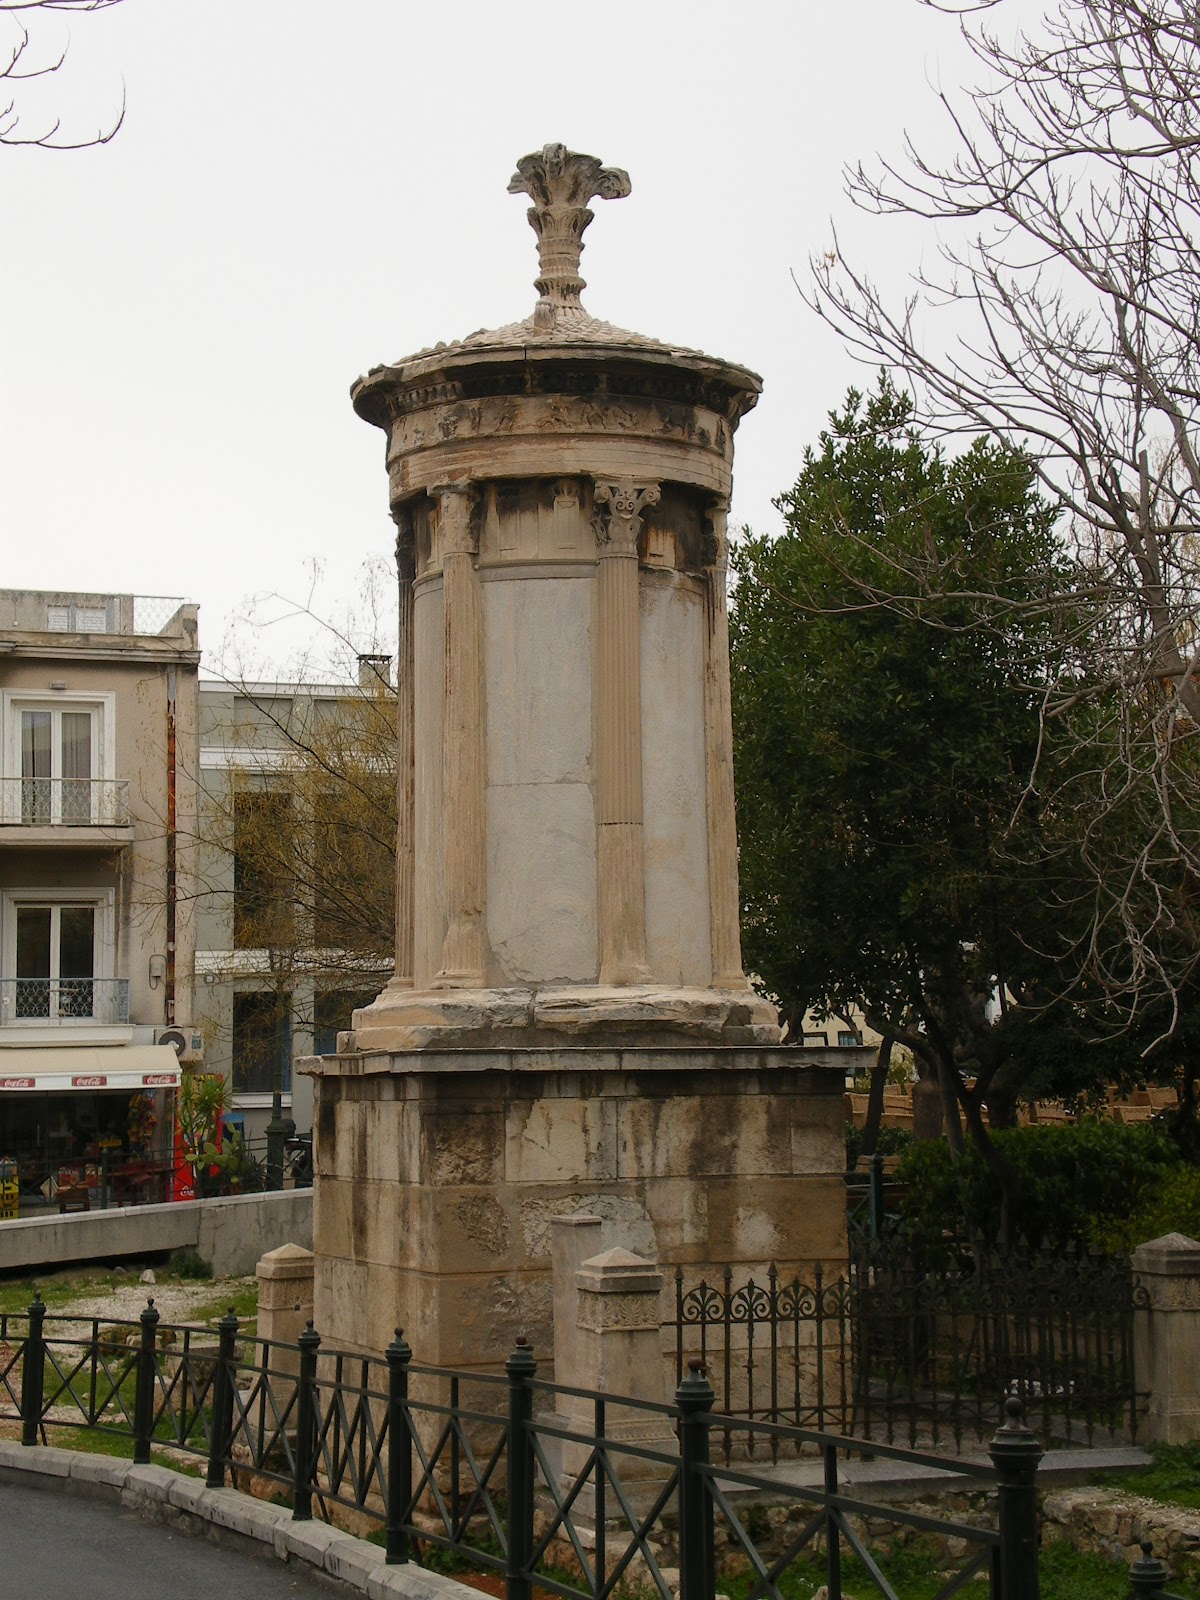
[46,1424,205,1478]
[1041,1538,1200,1598]
[0,1269,133,1317]
[1104,1442,1200,1510]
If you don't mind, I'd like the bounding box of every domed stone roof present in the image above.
[353,143,760,406]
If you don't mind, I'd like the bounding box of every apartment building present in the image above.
[0,591,199,1209]
[194,661,394,1143]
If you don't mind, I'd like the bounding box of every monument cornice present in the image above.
[352,341,762,431]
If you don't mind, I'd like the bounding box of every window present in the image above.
[313,989,377,1057]
[838,1031,858,1048]
[15,903,94,1017]
[233,791,294,948]
[232,991,292,1095]
[803,1032,829,1048]
[1,890,116,1024]
[20,704,95,823]
[46,603,108,633]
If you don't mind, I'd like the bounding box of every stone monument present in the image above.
[303,145,847,1366]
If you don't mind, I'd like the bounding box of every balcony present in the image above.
[0,778,134,847]
[0,978,130,1027]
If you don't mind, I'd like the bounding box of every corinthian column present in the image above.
[593,479,659,985]
[390,505,416,989]
[703,499,749,989]
[433,481,487,988]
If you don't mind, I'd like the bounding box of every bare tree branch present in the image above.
[1,0,123,149]
[807,0,1200,1043]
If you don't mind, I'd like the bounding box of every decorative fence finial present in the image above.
[508,143,631,328]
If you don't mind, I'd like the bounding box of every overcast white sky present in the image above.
[1,0,1025,673]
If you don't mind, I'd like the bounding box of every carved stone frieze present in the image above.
[575,1289,662,1332]
[389,393,727,456]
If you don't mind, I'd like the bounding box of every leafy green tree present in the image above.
[730,376,1103,1231]
[810,0,1200,1059]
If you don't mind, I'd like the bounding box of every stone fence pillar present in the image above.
[1132,1232,1200,1445]
[542,1240,675,1521]
[257,1242,315,1397]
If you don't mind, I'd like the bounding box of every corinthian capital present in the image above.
[593,479,660,556]
[508,144,630,327]
[432,481,478,558]
[703,497,731,570]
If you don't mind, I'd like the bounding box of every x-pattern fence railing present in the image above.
[0,1297,1179,1600]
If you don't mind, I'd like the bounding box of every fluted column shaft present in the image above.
[434,482,487,987]
[390,510,416,988]
[703,500,749,988]
[593,479,658,985]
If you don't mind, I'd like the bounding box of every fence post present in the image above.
[133,1298,161,1465]
[988,1390,1043,1600]
[20,1293,45,1447]
[1128,1540,1172,1596]
[206,1306,241,1488]
[506,1336,537,1600]
[867,1152,885,1240]
[677,1357,715,1600]
[292,1320,321,1521]
[386,1328,413,1565]
[823,1442,841,1598]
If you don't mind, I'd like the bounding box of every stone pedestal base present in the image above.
[347,983,780,1052]
[300,1044,847,1367]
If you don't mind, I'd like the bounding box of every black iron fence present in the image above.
[674,1237,1149,1451]
[0,1295,1090,1600]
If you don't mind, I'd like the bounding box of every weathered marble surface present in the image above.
[304,1046,847,1365]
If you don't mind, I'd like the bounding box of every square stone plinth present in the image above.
[301,1045,847,1371]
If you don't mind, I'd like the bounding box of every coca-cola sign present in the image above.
[142,1073,177,1086]
[0,1077,35,1090]
[72,1075,108,1088]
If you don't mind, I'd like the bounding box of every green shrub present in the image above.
[846,1122,915,1169]
[164,1248,213,1281]
[894,1120,1181,1248]
[1092,1162,1200,1254]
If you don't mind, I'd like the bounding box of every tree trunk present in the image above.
[911,1062,945,1142]
[934,1054,965,1154]
[861,1037,894,1156]
[959,1088,1022,1247]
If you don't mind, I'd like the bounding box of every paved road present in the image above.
[0,1476,346,1597]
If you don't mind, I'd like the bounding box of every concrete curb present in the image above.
[0,1440,480,1600]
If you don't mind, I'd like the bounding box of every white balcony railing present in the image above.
[0,777,131,828]
[0,977,130,1024]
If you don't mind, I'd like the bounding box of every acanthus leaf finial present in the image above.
[508,143,631,327]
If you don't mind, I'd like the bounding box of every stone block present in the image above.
[69,1452,132,1489]
[423,1106,505,1186]
[121,1463,177,1505]
[367,1563,483,1600]
[506,1096,617,1186]
[641,577,711,988]
[483,576,592,788]
[487,781,598,984]
[326,1532,388,1585]
[204,1485,290,1541]
[9,1444,74,1478]
[166,1474,214,1512]
[275,1517,347,1564]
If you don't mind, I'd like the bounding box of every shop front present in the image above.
[0,1044,181,1213]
